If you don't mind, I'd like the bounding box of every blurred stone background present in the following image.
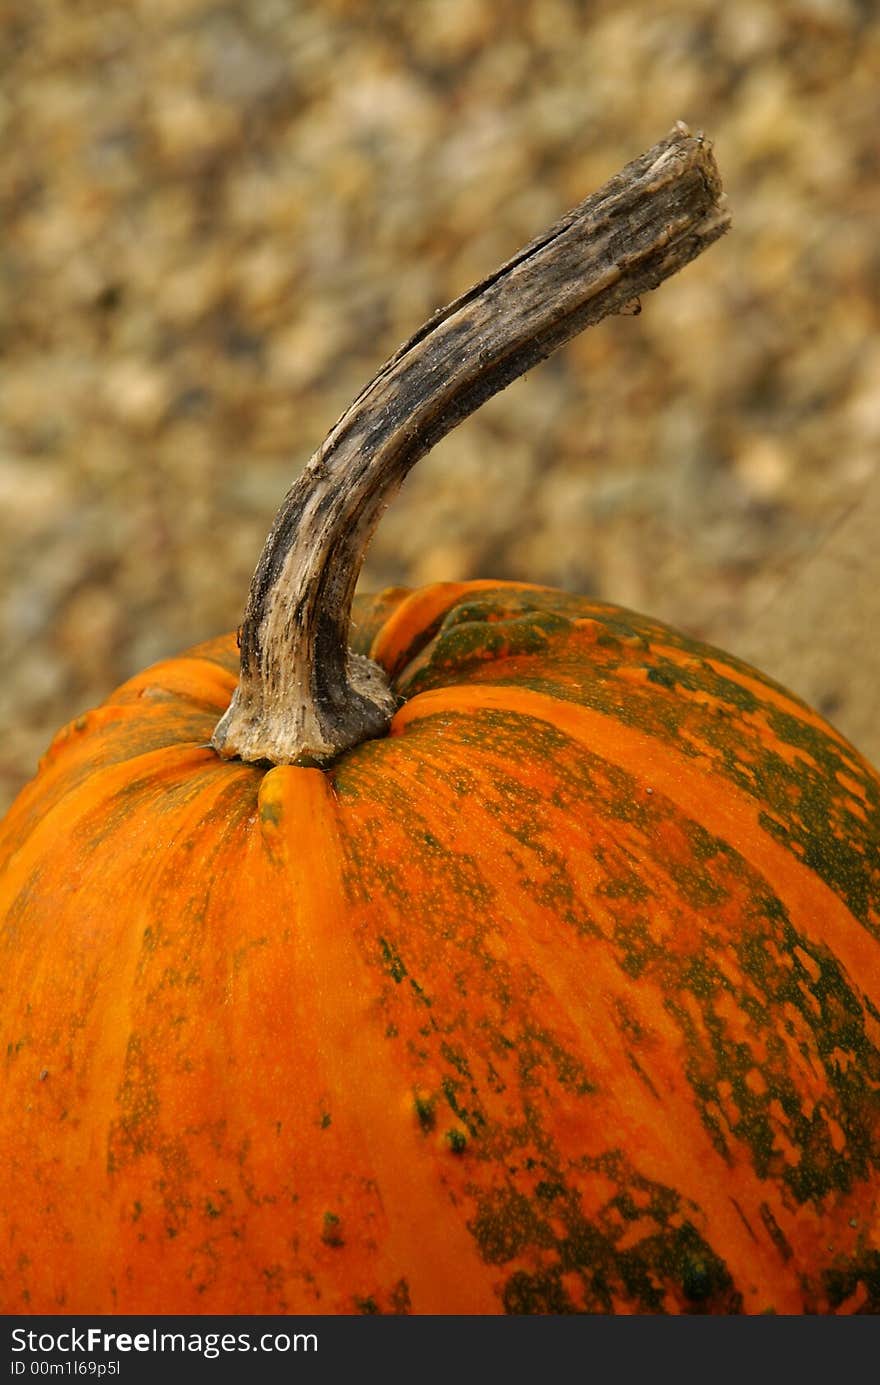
[2,0,879,812]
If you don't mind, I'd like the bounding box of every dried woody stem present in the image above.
[211,121,730,767]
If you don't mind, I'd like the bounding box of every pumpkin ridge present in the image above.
[263,766,502,1313]
[0,766,261,1311]
[390,627,880,934]
[391,685,880,982]
[110,655,238,711]
[369,580,551,682]
[0,744,230,902]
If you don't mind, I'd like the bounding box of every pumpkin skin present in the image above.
[1,579,879,1316]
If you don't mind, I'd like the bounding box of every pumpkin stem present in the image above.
[211,121,730,767]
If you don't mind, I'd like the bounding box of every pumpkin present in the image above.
[2,126,879,1317]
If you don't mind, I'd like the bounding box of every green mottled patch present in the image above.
[259,797,282,826]
[321,1212,344,1248]
[390,1277,412,1313]
[759,1203,792,1262]
[470,1187,554,1264]
[471,1152,741,1314]
[646,664,682,691]
[535,1180,566,1201]
[654,885,880,1202]
[413,1093,435,1133]
[823,1250,880,1311]
[409,977,432,1006]
[665,859,728,910]
[441,1076,486,1139]
[378,937,407,984]
[392,590,594,688]
[612,914,664,980]
[440,1042,472,1079]
[409,609,576,683]
[107,1033,160,1173]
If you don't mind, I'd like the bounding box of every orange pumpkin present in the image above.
[2,127,879,1316]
